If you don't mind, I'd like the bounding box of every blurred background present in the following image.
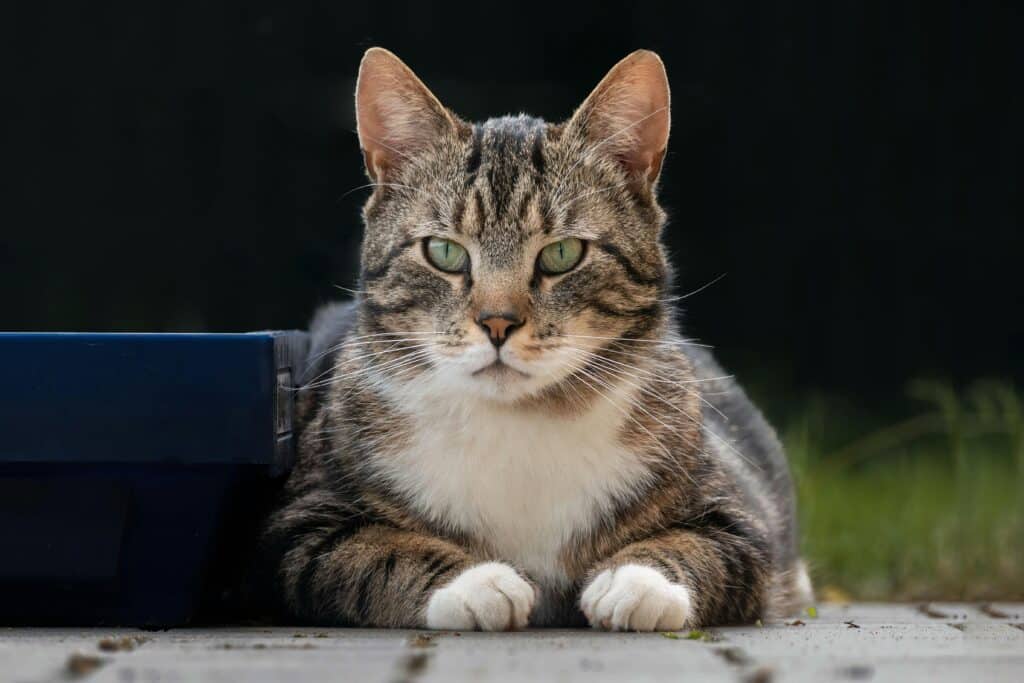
[3,2,1021,601]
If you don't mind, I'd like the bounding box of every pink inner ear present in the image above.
[577,51,671,182]
[357,85,418,179]
[355,48,454,180]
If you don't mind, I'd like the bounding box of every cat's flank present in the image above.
[262,48,812,630]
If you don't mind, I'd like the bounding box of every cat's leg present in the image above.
[280,524,535,630]
[579,527,769,631]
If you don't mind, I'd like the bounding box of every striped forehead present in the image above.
[455,115,547,266]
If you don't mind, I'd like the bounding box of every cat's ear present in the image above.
[568,50,671,183]
[355,48,457,180]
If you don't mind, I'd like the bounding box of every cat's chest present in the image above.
[377,397,652,586]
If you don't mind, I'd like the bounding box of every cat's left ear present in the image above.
[568,50,671,183]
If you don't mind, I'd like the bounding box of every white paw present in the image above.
[580,564,693,632]
[425,562,535,631]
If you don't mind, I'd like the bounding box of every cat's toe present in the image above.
[580,564,692,632]
[425,562,535,631]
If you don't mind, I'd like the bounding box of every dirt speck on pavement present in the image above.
[837,664,874,680]
[715,646,753,666]
[409,633,435,648]
[743,665,774,683]
[65,652,107,678]
[980,603,1014,619]
[97,636,149,652]
[918,603,949,619]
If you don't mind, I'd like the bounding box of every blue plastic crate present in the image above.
[0,332,309,626]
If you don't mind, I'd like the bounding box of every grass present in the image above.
[783,379,1024,601]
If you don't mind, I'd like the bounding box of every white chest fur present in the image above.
[372,386,653,587]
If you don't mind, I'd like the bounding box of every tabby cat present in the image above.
[262,48,812,630]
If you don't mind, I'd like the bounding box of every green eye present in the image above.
[425,237,469,273]
[538,238,585,275]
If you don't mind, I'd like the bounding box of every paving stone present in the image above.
[0,604,1021,683]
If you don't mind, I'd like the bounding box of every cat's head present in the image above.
[353,48,672,404]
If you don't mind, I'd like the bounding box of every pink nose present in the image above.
[476,313,523,347]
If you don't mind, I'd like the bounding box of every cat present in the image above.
[261,47,813,631]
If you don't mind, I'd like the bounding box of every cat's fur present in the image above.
[262,48,812,630]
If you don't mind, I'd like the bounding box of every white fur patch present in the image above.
[373,371,653,588]
[580,564,692,632]
[794,559,814,605]
[425,562,534,631]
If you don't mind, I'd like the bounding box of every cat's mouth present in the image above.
[471,359,530,380]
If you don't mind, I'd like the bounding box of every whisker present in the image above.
[577,346,732,424]
[566,346,757,470]
[337,181,430,202]
[303,346,436,390]
[567,352,689,443]
[657,273,728,304]
[332,283,368,296]
[566,357,672,455]
[567,357,697,486]
[555,333,713,349]
[298,333,443,385]
[305,331,443,366]
[572,351,704,448]
[583,349,731,424]
[308,348,435,390]
[582,347,734,386]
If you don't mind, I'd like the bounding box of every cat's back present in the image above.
[682,344,805,597]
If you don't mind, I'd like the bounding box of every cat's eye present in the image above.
[537,238,585,275]
[425,237,469,273]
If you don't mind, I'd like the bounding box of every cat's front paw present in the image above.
[425,562,535,631]
[580,564,692,632]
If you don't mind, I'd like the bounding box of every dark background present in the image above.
[4,2,1021,411]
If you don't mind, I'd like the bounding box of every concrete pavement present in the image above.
[1,603,1021,682]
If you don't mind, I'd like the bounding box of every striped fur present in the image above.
[261,48,812,630]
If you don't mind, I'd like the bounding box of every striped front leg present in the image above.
[281,524,535,629]
[579,521,770,631]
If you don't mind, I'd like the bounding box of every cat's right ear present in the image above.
[356,48,456,181]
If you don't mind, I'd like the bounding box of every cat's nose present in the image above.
[476,312,523,348]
